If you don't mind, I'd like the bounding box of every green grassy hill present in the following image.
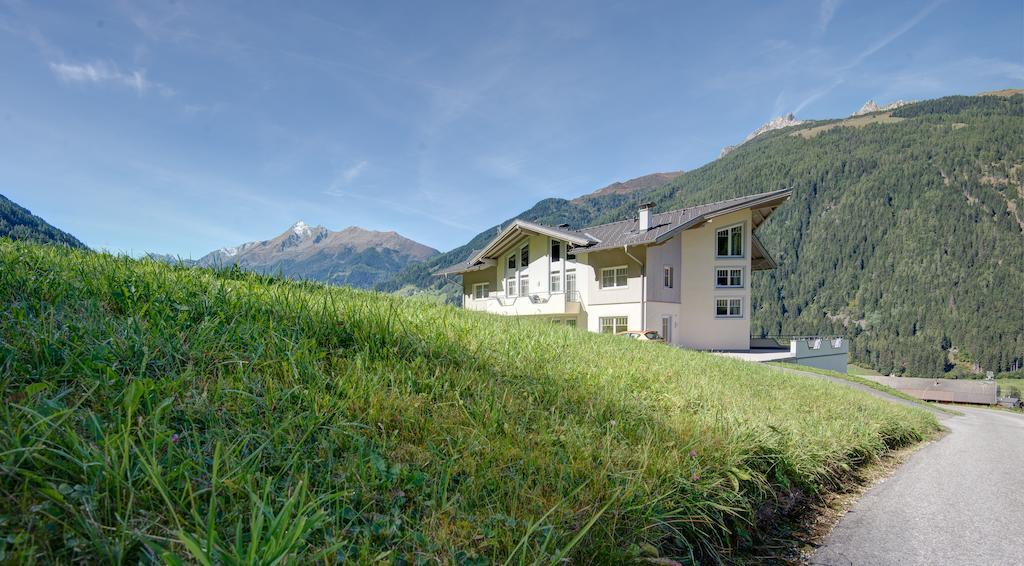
[386,93,1024,378]
[0,241,938,563]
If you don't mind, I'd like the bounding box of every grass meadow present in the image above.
[0,241,939,563]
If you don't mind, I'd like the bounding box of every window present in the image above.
[600,266,628,289]
[472,283,489,299]
[520,244,529,267]
[551,240,561,262]
[661,315,672,343]
[507,254,516,270]
[565,319,576,328]
[519,275,529,297]
[716,224,744,257]
[599,316,629,334]
[663,265,674,288]
[506,277,516,296]
[566,247,576,261]
[716,267,743,288]
[565,270,576,295]
[550,318,561,324]
[715,297,743,318]
[550,271,561,293]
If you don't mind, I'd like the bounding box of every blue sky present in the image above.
[1,0,1021,256]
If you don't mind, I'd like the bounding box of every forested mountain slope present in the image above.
[0,193,87,249]
[397,94,1023,378]
[596,94,1023,377]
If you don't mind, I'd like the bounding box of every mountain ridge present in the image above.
[195,222,438,288]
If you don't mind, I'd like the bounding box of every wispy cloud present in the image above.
[49,60,173,96]
[325,160,370,194]
[817,0,842,34]
[794,0,943,113]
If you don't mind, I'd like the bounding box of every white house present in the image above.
[436,189,792,350]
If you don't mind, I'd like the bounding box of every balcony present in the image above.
[466,291,581,316]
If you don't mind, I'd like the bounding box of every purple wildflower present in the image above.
[171,433,180,444]
[692,473,700,481]
[688,449,697,458]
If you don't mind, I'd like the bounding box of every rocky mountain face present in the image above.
[719,113,805,157]
[196,222,438,288]
[852,99,912,116]
[0,193,87,249]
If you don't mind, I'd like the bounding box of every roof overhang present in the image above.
[751,233,777,271]
[469,219,592,265]
[434,258,495,277]
[704,189,792,231]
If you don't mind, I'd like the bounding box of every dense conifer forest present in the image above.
[380,94,1024,377]
[0,193,86,249]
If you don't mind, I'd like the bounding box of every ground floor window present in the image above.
[661,315,672,343]
[506,277,516,296]
[715,297,743,318]
[550,271,561,293]
[518,275,530,297]
[599,316,629,334]
[550,318,578,327]
[472,282,490,299]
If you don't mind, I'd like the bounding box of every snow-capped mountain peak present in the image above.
[290,220,313,237]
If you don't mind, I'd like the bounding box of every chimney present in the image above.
[638,202,655,232]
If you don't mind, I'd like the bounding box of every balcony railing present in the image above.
[471,290,583,309]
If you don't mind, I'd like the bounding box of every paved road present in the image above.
[810,405,1024,565]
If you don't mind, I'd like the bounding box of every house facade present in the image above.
[436,189,791,350]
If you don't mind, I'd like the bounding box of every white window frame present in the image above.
[715,267,744,288]
[599,316,629,334]
[716,223,745,258]
[506,277,516,297]
[715,297,743,319]
[472,282,490,299]
[550,240,561,263]
[663,265,674,288]
[600,266,629,289]
[565,319,577,328]
[661,315,672,343]
[518,274,530,297]
[550,270,562,293]
[565,269,577,296]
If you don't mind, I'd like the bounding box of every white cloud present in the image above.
[818,0,842,33]
[341,160,369,184]
[49,61,173,96]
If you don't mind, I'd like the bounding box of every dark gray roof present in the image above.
[434,188,791,275]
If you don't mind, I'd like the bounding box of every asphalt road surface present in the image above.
[810,404,1024,565]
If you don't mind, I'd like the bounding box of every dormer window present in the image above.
[716,224,744,258]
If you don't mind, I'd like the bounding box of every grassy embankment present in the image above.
[0,241,939,563]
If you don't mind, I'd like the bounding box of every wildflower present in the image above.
[692,473,700,481]
[688,449,697,458]
[171,433,180,444]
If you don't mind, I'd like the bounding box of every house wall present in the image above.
[578,247,645,306]
[461,233,581,317]
[645,301,682,345]
[584,302,643,334]
[677,209,752,350]
[646,236,681,303]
